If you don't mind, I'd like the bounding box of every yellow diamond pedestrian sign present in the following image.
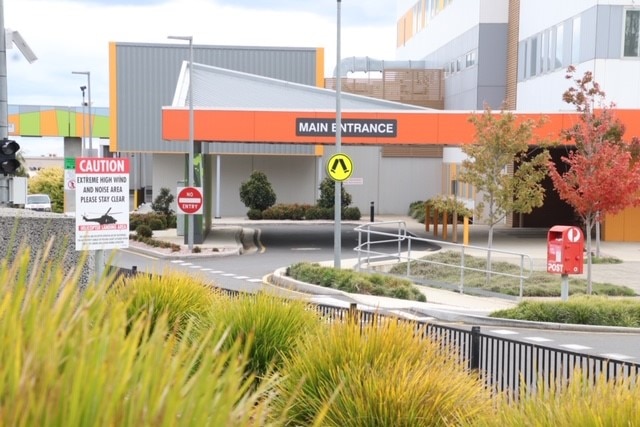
[327,153,353,182]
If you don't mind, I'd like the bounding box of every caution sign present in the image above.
[75,157,130,251]
[327,153,353,182]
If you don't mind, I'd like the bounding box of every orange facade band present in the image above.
[162,108,640,145]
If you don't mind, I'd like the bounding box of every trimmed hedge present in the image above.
[286,262,426,302]
[251,203,361,221]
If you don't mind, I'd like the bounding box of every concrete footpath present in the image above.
[142,216,640,331]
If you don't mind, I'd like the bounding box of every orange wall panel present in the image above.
[162,108,640,147]
[40,110,59,135]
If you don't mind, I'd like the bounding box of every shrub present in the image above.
[130,212,169,231]
[147,217,165,230]
[274,321,493,426]
[261,203,312,220]
[317,177,352,209]
[304,206,334,220]
[247,208,263,220]
[490,296,640,327]
[342,206,361,220]
[135,224,153,239]
[151,187,175,216]
[212,292,321,380]
[239,170,276,211]
[166,213,177,228]
[408,200,427,223]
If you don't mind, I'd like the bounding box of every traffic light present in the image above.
[0,138,20,175]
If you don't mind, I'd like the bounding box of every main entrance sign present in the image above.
[296,118,397,137]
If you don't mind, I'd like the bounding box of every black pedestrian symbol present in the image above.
[331,158,349,174]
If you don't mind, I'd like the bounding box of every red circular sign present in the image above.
[177,187,203,214]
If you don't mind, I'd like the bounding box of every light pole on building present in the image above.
[72,71,92,156]
[334,0,343,268]
[167,35,194,250]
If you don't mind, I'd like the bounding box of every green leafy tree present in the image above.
[458,105,550,274]
[317,177,352,209]
[27,166,64,213]
[549,67,640,293]
[239,170,276,211]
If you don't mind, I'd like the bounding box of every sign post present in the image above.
[75,157,130,251]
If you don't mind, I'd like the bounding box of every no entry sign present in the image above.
[177,186,203,214]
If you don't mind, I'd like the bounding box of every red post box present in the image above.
[547,225,584,275]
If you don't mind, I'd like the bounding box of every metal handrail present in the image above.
[354,221,534,298]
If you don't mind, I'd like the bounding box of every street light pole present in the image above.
[334,0,343,269]
[72,70,101,278]
[168,35,194,251]
[80,85,86,156]
[72,71,92,155]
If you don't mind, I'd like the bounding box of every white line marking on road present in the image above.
[248,279,263,283]
[601,353,635,361]
[490,329,519,335]
[201,268,212,271]
[170,260,184,264]
[119,248,158,260]
[523,337,553,343]
[233,276,250,280]
[189,265,201,269]
[209,270,224,274]
[559,344,592,351]
[221,273,235,277]
[181,262,194,266]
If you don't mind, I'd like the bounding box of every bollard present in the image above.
[370,201,375,222]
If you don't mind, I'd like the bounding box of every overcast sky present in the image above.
[4,0,398,108]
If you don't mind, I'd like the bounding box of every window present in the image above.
[571,17,581,64]
[413,1,424,32]
[465,50,476,67]
[548,28,554,71]
[555,23,564,68]
[530,37,538,76]
[540,32,547,72]
[624,10,640,57]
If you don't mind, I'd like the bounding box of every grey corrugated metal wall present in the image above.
[114,43,319,153]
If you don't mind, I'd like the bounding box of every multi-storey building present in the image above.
[392,0,640,239]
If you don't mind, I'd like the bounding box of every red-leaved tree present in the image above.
[548,67,640,292]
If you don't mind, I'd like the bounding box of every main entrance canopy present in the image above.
[161,60,640,146]
[162,108,640,145]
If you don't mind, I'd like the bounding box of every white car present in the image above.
[25,194,52,212]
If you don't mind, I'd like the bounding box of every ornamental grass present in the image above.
[108,269,221,343]
[274,319,494,426]
[472,369,640,426]
[212,292,322,381]
[0,243,279,426]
